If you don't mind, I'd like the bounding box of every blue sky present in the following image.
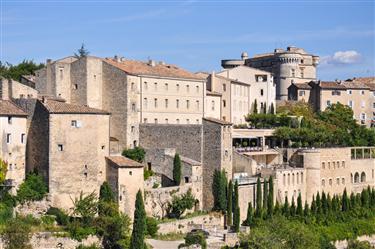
[1,0,374,80]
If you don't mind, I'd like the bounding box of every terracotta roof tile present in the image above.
[319,81,347,89]
[203,117,232,125]
[104,58,205,80]
[348,77,375,90]
[290,82,311,89]
[206,90,222,96]
[106,156,144,168]
[0,100,27,116]
[41,99,110,114]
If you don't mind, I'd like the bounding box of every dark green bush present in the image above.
[184,231,207,249]
[16,172,48,204]
[2,218,32,249]
[122,146,146,163]
[0,203,13,224]
[67,220,96,241]
[46,207,69,226]
[146,217,159,237]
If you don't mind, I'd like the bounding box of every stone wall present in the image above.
[157,213,223,234]
[139,124,203,162]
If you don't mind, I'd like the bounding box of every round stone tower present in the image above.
[276,53,303,100]
[302,149,321,204]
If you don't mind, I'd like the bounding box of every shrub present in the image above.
[16,172,48,204]
[122,147,146,163]
[146,217,159,237]
[144,169,154,180]
[71,191,98,224]
[0,203,13,224]
[46,207,69,226]
[41,215,55,225]
[76,245,100,249]
[20,214,41,226]
[2,218,32,249]
[167,189,196,219]
[67,220,96,241]
[184,231,207,249]
[152,183,159,189]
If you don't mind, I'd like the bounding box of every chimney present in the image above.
[148,59,156,67]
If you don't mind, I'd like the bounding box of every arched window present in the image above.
[361,172,366,183]
[288,173,290,186]
[354,172,360,183]
[292,173,295,185]
[322,179,325,186]
[297,173,299,184]
[351,173,353,183]
[283,174,286,185]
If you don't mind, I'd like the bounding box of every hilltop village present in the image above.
[1,46,375,249]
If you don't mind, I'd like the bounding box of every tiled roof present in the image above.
[319,81,347,89]
[106,156,144,168]
[41,99,110,115]
[348,77,375,90]
[0,100,27,116]
[104,58,205,80]
[203,117,232,126]
[290,82,311,89]
[206,90,222,96]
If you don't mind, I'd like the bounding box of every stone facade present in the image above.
[0,78,38,100]
[222,47,319,100]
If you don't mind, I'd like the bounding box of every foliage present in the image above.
[47,207,69,226]
[173,153,182,185]
[183,231,207,249]
[243,202,254,227]
[99,182,115,203]
[122,146,146,163]
[167,189,196,219]
[0,158,8,184]
[16,172,48,204]
[0,203,13,224]
[212,170,227,212]
[227,180,233,227]
[67,220,96,241]
[255,178,262,218]
[253,99,258,114]
[153,232,185,241]
[245,113,292,129]
[76,245,101,249]
[267,176,274,218]
[233,181,240,232]
[71,191,98,224]
[144,169,154,180]
[2,218,32,249]
[130,190,147,249]
[74,43,90,58]
[347,240,373,249]
[145,217,159,237]
[97,213,131,249]
[0,60,44,81]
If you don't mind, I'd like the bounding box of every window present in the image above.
[131,82,135,91]
[165,83,168,91]
[196,85,199,93]
[196,100,200,110]
[196,119,199,124]
[332,90,341,96]
[176,99,180,108]
[144,82,148,90]
[288,173,290,185]
[301,172,303,183]
[299,90,305,96]
[165,119,168,124]
[327,100,331,106]
[154,82,157,91]
[144,118,148,123]
[71,120,77,127]
[300,68,304,78]
[297,173,299,184]
[283,174,286,185]
[144,98,148,108]
[328,162,331,169]
[154,98,158,108]
[342,177,345,184]
[211,100,215,111]
[322,179,325,186]
[336,177,340,185]
[73,84,78,90]
[129,171,132,176]
[131,103,136,112]
[337,161,340,168]
[347,90,352,95]
[361,113,366,120]
[58,144,63,151]
[154,118,158,124]
[165,99,168,108]
[223,84,226,92]
[21,133,26,144]
[342,161,345,168]
[176,84,180,91]
[361,90,365,95]
[176,119,180,124]
[260,89,264,96]
[329,178,332,186]
[322,162,325,169]
[59,67,64,80]
[373,102,375,108]
[291,69,295,77]
[348,100,353,108]
[223,100,226,107]
[8,117,12,124]
[186,119,190,124]
[131,126,135,133]
[332,161,335,169]
[186,85,190,93]
[186,100,190,109]
[6,134,11,144]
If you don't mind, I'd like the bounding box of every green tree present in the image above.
[184,231,207,249]
[173,153,182,185]
[145,217,159,237]
[253,99,258,114]
[290,197,296,217]
[99,182,115,203]
[255,177,262,218]
[316,192,322,215]
[322,191,328,215]
[243,202,254,227]
[212,170,227,212]
[270,102,275,115]
[263,178,268,214]
[342,188,349,212]
[227,180,233,227]
[296,193,303,216]
[130,190,146,249]
[71,191,98,224]
[17,172,48,204]
[233,181,240,232]
[0,60,44,81]
[122,146,146,163]
[311,195,317,215]
[267,176,274,218]
[0,158,8,184]
[360,188,369,208]
[167,189,196,219]
[2,218,32,249]
[282,196,289,216]
[74,43,90,58]
[303,201,309,217]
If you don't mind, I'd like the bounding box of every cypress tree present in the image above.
[270,103,275,114]
[263,178,268,214]
[274,200,281,215]
[370,187,375,206]
[130,190,146,249]
[350,193,356,209]
[263,102,267,114]
[311,195,317,215]
[227,180,233,227]
[303,201,309,217]
[361,188,369,208]
[290,197,296,217]
[342,188,349,212]
[316,192,322,215]
[244,202,253,227]
[173,153,182,185]
[327,194,332,214]
[253,99,258,114]
[267,176,274,218]
[212,170,227,212]
[233,181,240,232]
[282,196,289,216]
[322,191,328,215]
[296,193,303,216]
[255,177,262,218]
[99,181,115,203]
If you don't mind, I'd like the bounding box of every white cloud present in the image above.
[320,50,362,65]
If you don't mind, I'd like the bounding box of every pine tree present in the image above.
[296,193,303,216]
[244,202,253,226]
[233,181,240,232]
[267,176,274,218]
[303,201,309,217]
[342,188,349,212]
[253,99,258,114]
[255,178,262,217]
[173,153,182,185]
[282,196,289,216]
[270,102,275,115]
[263,178,268,214]
[227,180,233,227]
[130,190,146,249]
[290,197,296,217]
[74,43,90,58]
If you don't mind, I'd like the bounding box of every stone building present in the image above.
[222,47,319,100]
[288,77,375,127]
[139,117,232,210]
[0,100,27,193]
[106,156,144,218]
[26,98,110,209]
[0,77,38,100]
[204,90,222,120]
